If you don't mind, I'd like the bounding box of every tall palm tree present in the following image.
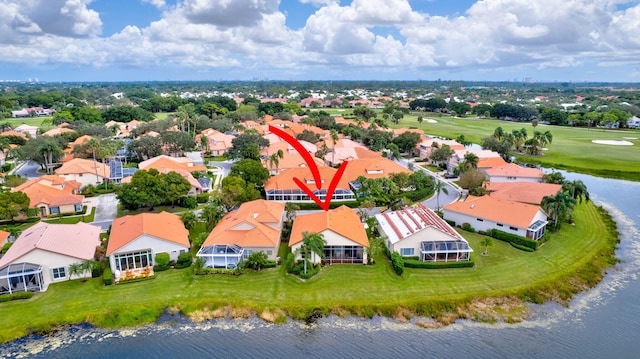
[268,149,284,173]
[460,152,479,172]
[86,138,101,183]
[541,192,576,230]
[434,179,449,211]
[562,180,590,203]
[330,129,339,165]
[38,140,60,174]
[296,231,326,274]
[532,119,539,130]
[493,127,504,141]
[539,130,553,149]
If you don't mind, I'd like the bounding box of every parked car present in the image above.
[444,173,458,179]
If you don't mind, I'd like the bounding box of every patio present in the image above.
[0,263,44,294]
[197,244,244,269]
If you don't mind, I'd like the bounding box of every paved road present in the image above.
[91,193,119,231]
[13,160,44,179]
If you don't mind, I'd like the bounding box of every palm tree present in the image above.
[532,119,539,130]
[460,152,479,172]
[493,127,504,141]
[296,231,326,275]
[38,140,60,174]
[330,129,339,165]
[541,192,576,230]
[86,138,101,184]
[434,179,449,211]
[562,180,590,203]
[539,130,553,149]
[284,202,300,223]
[387,143,400,161]
[417,116,423,127]
[480,237,494,256]
[68,262,83,280]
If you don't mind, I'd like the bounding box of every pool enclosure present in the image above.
[197,244,244,269]
[0,263,45,294]
[420,240,473,262]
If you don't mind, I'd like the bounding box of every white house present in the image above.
[54,158,110,188]
[375,203,472,262]
[443,196,548,241]
[0,222,101,294]
[107,212,190,279]
[628,116,640,129]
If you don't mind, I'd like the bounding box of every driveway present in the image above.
[91,193,119,231]
[12,160,44,179]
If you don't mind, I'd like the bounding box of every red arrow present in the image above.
[269,125,348,211]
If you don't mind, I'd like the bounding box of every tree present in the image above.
[562,180,590,203]
[228,133,269,160]
[392,132,421,153]
[200,200,225,231]
[330,129,339,164]
[81,260,99,278]
[389,172,411,190]
[493,127,504,141]
[544,171,565,184]
[163,171,191,207]
[86,138,101,182]
[0,191,30,221]
[116,169,166,210]
[284,202,300,223]
[230,159,270,189]
[481,136,511,162]
[129,136,163,160]
[459,152,479,172]
[267,149,284,173]
[480,237,494,256]
[180,211,198,231]
[458,169,486,193]
[68,262,83,280]
[541,192,576,230]
[417,116,423,127]
[429,144,454,169]
[162,131,196,155]
[219,175,260,211]
[245,251,269,271]
[434,179,449,211]
[296,231,326,274]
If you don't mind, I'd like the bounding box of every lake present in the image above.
[1,171,639,358]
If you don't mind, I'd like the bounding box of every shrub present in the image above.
[154,252,170,271]
[103,267,113,286]
[1,163,14,172]
[510,242,535,252]
[1,242,12,254]
[461,223,472,231]
[196,193,210,203]
[245,251,269,271]
[0,292,33,302]
[404,259,475,269]
[284,253,295,271]
[180,196,197,209]
[175,252,193,269]
[391,252,404,276]
[489,229,539,251]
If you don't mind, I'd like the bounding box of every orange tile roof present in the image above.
[486,182,562,204]
[289,206,368,247]
[202,200,285,248]
[343,157,411,182]
[477,157,508,168]
[55,158,111,178]
[13,178,84,208]
[107,212,190,255]
[264,166,350,191]
[484,163,544,180]
[139,155,207,173]
[443,196,545,228]
[42,127,76,137]
[0,131,27,139]
[262,148,325,173]
[0,230,9,244]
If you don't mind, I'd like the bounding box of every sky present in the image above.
[1,0,640,83]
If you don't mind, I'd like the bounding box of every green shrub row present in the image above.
[263,260,277,269]
[510,242,535,252]
[404,259,475,269]
[195,268,242,275]
[0,291,33,302]
[196,193,210,203]
[398,188,433,202]
[391,252,404,276]
[103,267,113,286]
[490,229,539,251]
[288,200,360,211]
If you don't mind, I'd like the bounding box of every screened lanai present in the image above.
[265,188,355,202]
[0,263,44,294]
[197,244,244,269]
[420,240,473,262]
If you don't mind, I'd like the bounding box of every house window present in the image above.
[400,248,415,256]
[49,206,60,215]
[243,249,253,259]
[52,267,66,280]
[509,226,518,231]
[74,204,82,212]
[266,250,273,256]
[497,223,504,227]
[476,218,484,222]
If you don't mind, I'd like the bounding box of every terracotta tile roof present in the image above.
[42,127,76,137]
[262,147,325,173]
[375,203,464,244]
[0,230,9,244]
[393,128,424,137]
[0,222,100,268]
[443,196,545,228]
[484,163,544,180]
[323,146,381,165]
[156,168,202,191]
[477,157,508,168]
[14,182,84,208]
[107,212,190,255]
[0,131,27,139]
[486,182,562,204]
[453,149,502,160]
[264,166,350,191]
[202,200,285,248]
[343,157,411,182]
[55,158,111,179]
[290,206,368,247]
[202,130,235,152]
[139,155,207,173]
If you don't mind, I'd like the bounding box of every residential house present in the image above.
[12,175,84,217]
[61,135,93,163]
[0,230,9,246]
[290,206,368,264]
[343,157,412,192]
[197,200,285,268]
[323,145,381,167]
[417,138,465,160]
[443,196,548,241]
[0,222,100,294]
[199,129,236,156]
[0,131,28,140]
[138,155,208,195]
[42,127,76,137]
[260,140,322,175]
[627,116,640,129]
[55,158,111,188]
[106,212,190,280]
[483,163,544,183]
[375,203,472,262]
[264,166,355,202]
[486,182,562,205]
[13,124,39,138]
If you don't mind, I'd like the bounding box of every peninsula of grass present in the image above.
[0,202,619,343]
[393,115,640,181]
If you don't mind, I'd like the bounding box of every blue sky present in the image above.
[1,0,639,82]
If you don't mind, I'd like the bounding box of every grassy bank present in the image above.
[0,202,619,343]
[393,115,640,181]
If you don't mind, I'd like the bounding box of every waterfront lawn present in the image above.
[394,115,640,181]
[0,202,617,343]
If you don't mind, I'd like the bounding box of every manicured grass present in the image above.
[2,116,55,132]
[0,202,618,343]
[154,112,176,121]
[393,115,640,181]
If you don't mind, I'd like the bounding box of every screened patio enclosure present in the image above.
[420,240,473,262]
[113,250,153,272]
[322,245,365,264]
[197,244,244,269]
[265,188,355,202]
[0,263,44,294]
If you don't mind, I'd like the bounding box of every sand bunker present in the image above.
[623,137,638,140]
[426,119,438,123]
[592,140,633,146]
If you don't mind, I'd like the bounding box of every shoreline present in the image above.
[0,203,621,344]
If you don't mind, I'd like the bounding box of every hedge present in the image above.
[490,229,539,251]
[0,292,34,302]
[288,200,360,211]
[103,267,113,286]
[404,259,475,269]
[391,252,404,276]
[510,242,535,252]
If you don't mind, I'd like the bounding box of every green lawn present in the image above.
[395,115,640,181]
[154,112,176,121]
[3,116,55,132]
[0,202,617,343]
[42,207,96,224]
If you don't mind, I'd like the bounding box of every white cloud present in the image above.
[298,0,336,6]
[141,0,166,9]
[180,0,279,27]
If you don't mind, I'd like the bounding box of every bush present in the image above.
[1,242,12,254]
[154,252,170,271]
[510,242,535,252]
[288,200,360,211]
[490,229,539,251]
[461,223,472,231]
[284,253,295,271]
[404,259,475,269]
[180,196,197,209]
[1,163,13,173]
[0,292,33,302]
[391,252,404,276]
[196,193,210,203]
[175,252,193,269]
[103,267,113,286]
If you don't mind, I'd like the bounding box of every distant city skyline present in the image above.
[1,0,640,83]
